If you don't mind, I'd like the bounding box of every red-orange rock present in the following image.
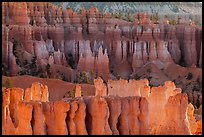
[74,98,88,135]
[139,97,149,134]
[128,96,141,135]
[31,102,46,135]
[182,26,197,67]
[96,47,110,81]
[2,88,16,135]
[147,86,167,134]
[156,93,191,135]
[195,120,202,135]
[117,97,130,135]
[84,96,112,135]
[187,103,198,134]
[66,100,78,135]
[105,96,121,135]
[24,82,49,102]
[94,77,107,96]
[43,101,70,135]
[15,102,33,135]
[75,84,82,98]
[8,87,24,128]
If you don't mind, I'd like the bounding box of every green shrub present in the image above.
[80,71,88,83]
[64,89,75,99]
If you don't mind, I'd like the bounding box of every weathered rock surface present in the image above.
[66,100,78,135]
[24,82,49,102]
[187,103,198,135]
[155,93,191,135]
[84,96,112,135]
[2,88,16,135]
[2,2,202,85]
[31,102,46,135]
[15,102,33,135]
[94,77,107,96]
[75,84,82,98]
[2,81,197,135]
[9,88,24,128]
[104,96,121,135]
[43,101,70,135]
[74,98,88,135]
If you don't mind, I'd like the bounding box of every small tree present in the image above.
[30,56,38,76]
[80,71,88,83]
[45,64,51,78]
[64,89,75,99]
[4,78,12,88]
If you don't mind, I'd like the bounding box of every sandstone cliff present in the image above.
[2,80,201,135]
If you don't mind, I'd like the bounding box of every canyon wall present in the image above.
[2,81,200,135]
[2,84,148,135]
[2,2,202,80]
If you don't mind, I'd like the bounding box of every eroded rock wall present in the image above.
[2,2,202,81]
[2,85,149,135]
[2,81,199,135]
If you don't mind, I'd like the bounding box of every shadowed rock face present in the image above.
[2,81,199,135]
[2,2,202,82]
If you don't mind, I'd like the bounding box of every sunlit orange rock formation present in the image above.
[2,80,201,135]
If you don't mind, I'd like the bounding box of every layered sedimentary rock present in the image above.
[2,2,202,85]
